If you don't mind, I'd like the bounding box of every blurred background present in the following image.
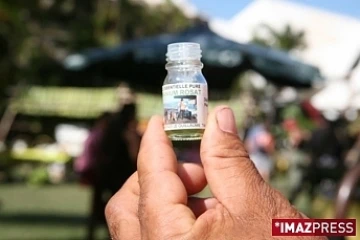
[0,0,359,239]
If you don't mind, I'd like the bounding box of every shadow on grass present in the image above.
[0,213,88,226]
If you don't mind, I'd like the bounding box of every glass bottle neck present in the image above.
[165,60,203,72]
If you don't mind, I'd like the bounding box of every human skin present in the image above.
[105,106,328,240]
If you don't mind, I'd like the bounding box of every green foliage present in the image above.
[281,104,316,130]
[0,0,193,95]
[118,0,192,41]
[251,23,307,51]
[27,165,49,185]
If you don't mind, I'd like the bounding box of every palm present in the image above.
[252,24,306,51]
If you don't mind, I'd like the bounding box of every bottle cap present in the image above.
[166,42,202,62]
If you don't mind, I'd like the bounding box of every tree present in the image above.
[0,0,193,92]
[251,23,306,51]
[247,24,308,125]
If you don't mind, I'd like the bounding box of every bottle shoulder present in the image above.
[163,72,207,85]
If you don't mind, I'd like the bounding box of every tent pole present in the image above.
[0,106,17,144]
[0,81,26,145]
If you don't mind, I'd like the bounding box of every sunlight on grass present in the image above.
[0,184,107,240]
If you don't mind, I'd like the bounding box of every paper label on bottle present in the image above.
[162,83,208,131]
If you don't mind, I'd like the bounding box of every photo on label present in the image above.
[164,95,198,124]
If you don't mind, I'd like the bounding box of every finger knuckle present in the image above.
[195,206,230,240]
[105,198,122,238]
[202,152,254,180]
[105,196,122,222]
[201,138,248,164]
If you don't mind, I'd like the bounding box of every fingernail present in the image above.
[216,108,237,134]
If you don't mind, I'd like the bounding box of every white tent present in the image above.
[208,0,360,114]
[311,66,360,113]
[209,0,360,81]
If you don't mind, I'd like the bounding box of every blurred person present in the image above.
[244,116,275,182]
[76,84,141,240]
[99,102,140,194]
[281,118,311,204]
[90,103,140,240]
[74,111,111,240]
[282,118,306,147]
[74,112,111,185]
[307,116,350,182]
[301,100,324,127]
[105,106,327,240]
[288,103,352,205]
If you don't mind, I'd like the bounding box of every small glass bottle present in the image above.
[162,42,208,141]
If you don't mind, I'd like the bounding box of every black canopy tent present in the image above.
[64,23,322,93]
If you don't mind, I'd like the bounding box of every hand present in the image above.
[105,106,326,240]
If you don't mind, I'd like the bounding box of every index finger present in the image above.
[137,116,195,237]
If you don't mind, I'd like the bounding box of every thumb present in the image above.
[200,106,264,211]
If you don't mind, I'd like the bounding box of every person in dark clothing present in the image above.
[75,112,112,186]
[289,116,350,205]
[86,103,141,240]
[98,103,140,194]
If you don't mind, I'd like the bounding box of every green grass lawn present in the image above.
[0,184,108,240]
[0,182,359,240]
